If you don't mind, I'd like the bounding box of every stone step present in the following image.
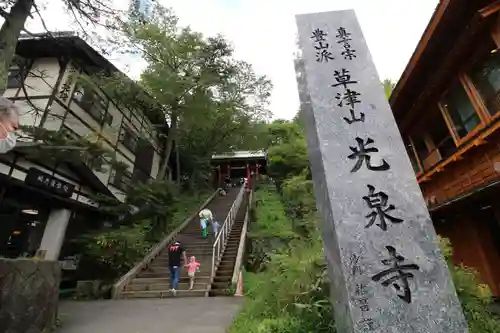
[218,259,235,265]
[120,289,206,299]
[223,251,238,255]
[148,260,213,269]
[131,276,211,284]
[125,282,207,291]
[216,268,233,277]
[209,289,233,297]
[158,244,214,250]
[211,281,232,289]
[157,252,214,258]
[214,274,231,282]
[144,267,212,275]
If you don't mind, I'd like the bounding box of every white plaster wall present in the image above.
[151,151,161,179]
[0,161,11,175]
[14,99,47,129]
[101,103,123,145]
[43,102,66,132]
[23,58,60,97]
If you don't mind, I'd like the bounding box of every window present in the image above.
[72,82,112,126]
[425,110,457,166]
[411,136,428,163]
[469,46,500,117]
[118,126,137,153]
[441,81,481,139]
[109,168,132,191]
[404,140,420,175]
[7,68,23,89]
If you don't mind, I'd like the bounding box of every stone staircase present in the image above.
[118,188,241,299]
[209,194,248,296]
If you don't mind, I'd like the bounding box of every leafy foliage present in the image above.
[233,109,500,333]
[231,186,334,333]
[76,185,213,281]
[382,79,396,99]
[102,5,272,181]
[246,185,296,272]
[439,237,500,333]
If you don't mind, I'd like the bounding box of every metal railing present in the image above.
[210,186,245,282]
[231,189,253,286]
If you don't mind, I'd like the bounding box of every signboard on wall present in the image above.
[25,168,75,198]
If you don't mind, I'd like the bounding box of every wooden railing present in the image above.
[111,189,220,299]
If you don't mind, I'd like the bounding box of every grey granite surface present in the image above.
[0,258,60,333]
[295,9,469,333]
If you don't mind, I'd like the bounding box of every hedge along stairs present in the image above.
[112,187,243,299]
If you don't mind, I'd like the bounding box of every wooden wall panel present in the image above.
[434,217,500,296]
[422,132,500,205]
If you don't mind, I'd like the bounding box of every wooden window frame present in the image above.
[462,47,500,124]
[109,168,132,192]
[72,81,113,127]
[437,75,487,147]
[7,68,24,89]
[407,136,423,178]
[118,125,137,153]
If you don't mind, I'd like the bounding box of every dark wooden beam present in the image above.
[400,15,490,132]
[479,0,500,18]
[390,0,451,107]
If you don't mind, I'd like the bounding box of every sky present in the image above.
[25,0,438,120]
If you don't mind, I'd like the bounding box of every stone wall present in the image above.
[0,258,61,333]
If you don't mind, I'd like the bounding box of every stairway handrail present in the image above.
[231,189,253,285]
[112,189,220,299]
[210,186,245,283]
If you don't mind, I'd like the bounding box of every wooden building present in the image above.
[211,151,267,187]
[0,32,168,263]
[390,0,500,296]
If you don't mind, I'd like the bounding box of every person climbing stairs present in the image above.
[116,188,242,298]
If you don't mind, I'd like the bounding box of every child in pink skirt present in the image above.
[185,256,201,290]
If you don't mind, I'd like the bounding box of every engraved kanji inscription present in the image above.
[363,185,403,231]
[348,138,390,172]
[336,27,357,60]
[310,28,334,62]
[372,246,420,303]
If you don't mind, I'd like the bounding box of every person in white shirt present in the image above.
[198,208,213,239]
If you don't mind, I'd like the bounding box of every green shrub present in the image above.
[439,237,500,333]
[246,185,296,272]
[75,186,214,281]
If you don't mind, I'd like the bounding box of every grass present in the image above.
[249,184,295,239]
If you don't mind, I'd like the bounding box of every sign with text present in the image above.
[25,168,75,198]
[295,10,468,333]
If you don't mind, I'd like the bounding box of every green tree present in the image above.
[382,78,395,99]
[106,5,272,180]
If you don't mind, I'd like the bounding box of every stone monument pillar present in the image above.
[294,9,468,333]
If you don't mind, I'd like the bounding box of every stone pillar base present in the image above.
[0,258,61,333]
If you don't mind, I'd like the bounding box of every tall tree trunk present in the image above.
[0,0,34,93]
[175,141,181,185]
[158,113,178,180]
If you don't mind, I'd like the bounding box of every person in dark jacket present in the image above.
[167,240,187,295]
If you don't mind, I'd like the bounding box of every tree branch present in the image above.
[0,7,10,19]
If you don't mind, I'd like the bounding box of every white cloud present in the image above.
[159,0,438,119]
[22,0,438,119]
